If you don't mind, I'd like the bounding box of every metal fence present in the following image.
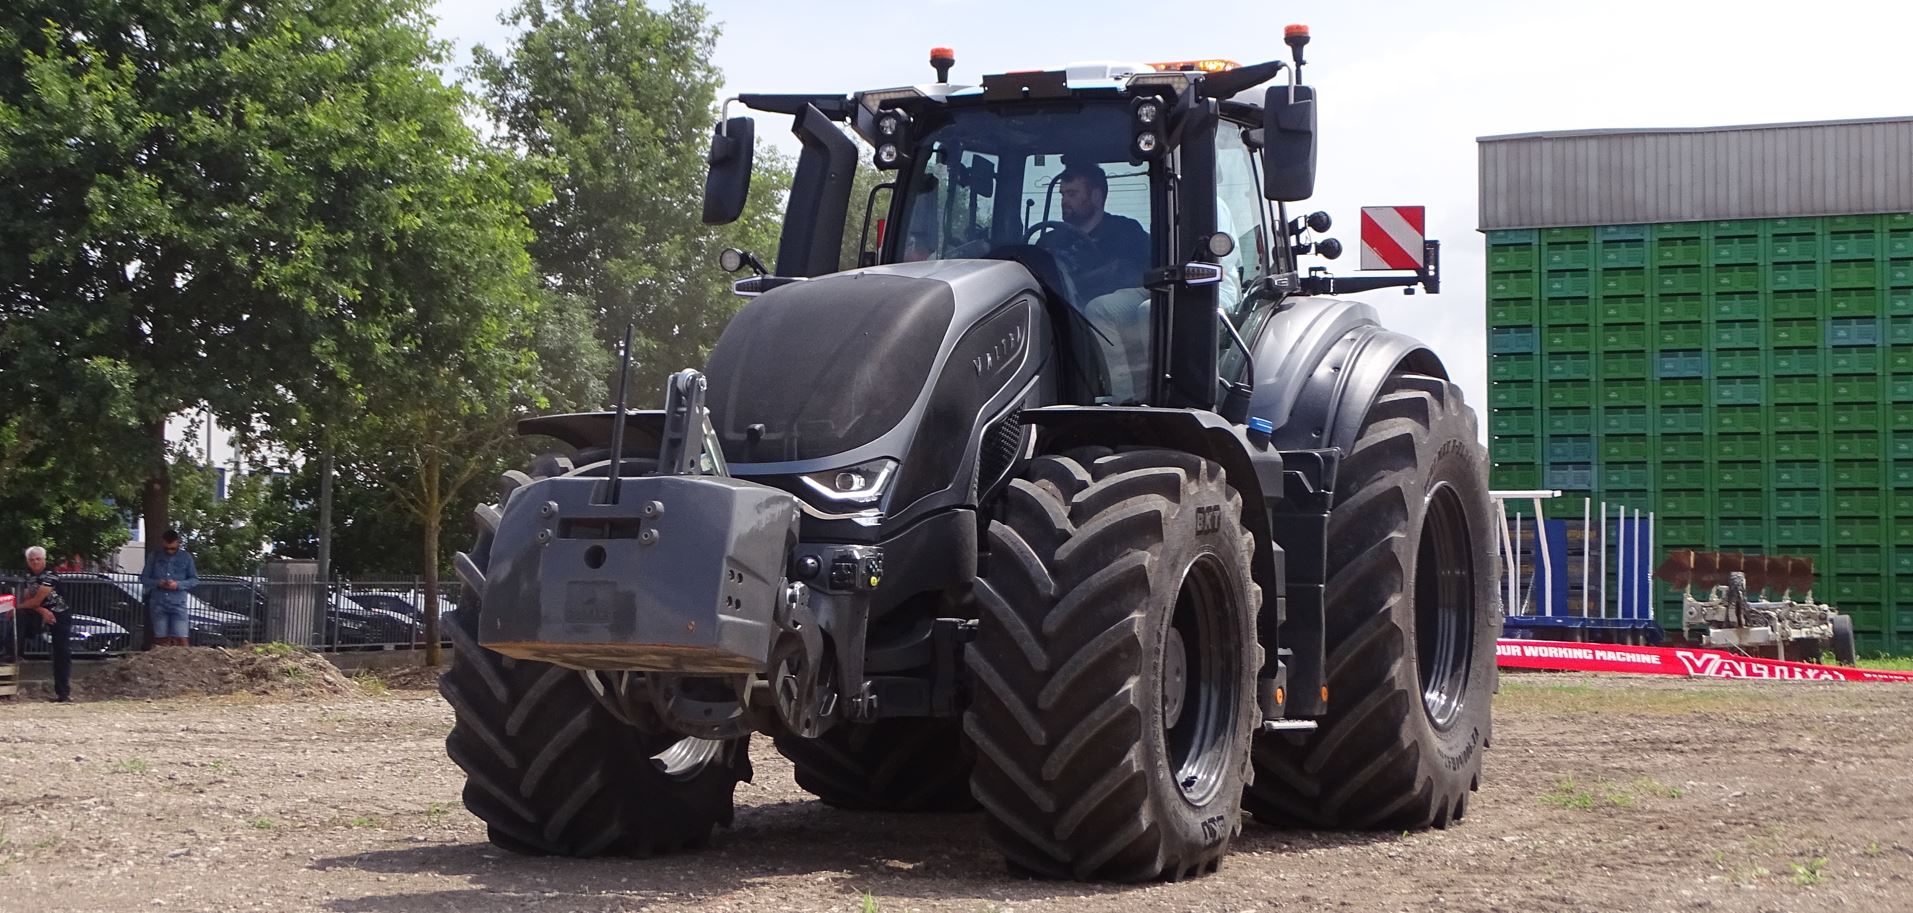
[1,569,457,658]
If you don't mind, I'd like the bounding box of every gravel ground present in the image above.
[2,672,1910,913]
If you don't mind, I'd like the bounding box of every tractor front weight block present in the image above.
[478,474,803,673]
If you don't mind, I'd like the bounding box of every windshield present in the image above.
[891,101,1159,403]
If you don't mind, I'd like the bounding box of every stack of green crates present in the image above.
[1486,213,1913,655]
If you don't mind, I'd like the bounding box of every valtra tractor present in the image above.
[441,29,1500,882]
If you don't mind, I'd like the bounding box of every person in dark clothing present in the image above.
[1045,163,1152,300]
[20,546,72,702]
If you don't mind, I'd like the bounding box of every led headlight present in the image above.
[799,458,898,505]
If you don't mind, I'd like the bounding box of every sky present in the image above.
[407,0,1913,432]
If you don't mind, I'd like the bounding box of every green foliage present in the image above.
[1789,856,1828,886]
[167,455,280,574]
[472,0,790,403]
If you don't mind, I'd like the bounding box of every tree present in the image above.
[166,455,279,575]
[472,0,789,403]
[0,0,527,572]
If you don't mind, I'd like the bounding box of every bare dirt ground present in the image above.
[3,668,1911,913]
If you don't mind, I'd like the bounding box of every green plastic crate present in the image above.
[1656,350,1707,378]
[1658,518,1711,549]
[1771,290,1823,319]
[1657,377,1704,405]
[1711,236,1762,264]
[1488,301,1538,326]
[1712,349,1762,377]
[1714,264,1765,292]
[1656,267,1705,295]
[1770,348,1822,375]
[1492,436,1537,463]
[1601,351,1648,378]
[1543,242,1592,269]
[1489,355,1538,381]
[1831,261,1881,289]
[1548,435,1596,462]
[1656,237,1703,266]
[1490,381,1538,408]
[1545,464,1594,490]
[1601,405,1650,434]
[1830,349,1882,374]
[1834,517,1886,545]
[1604,464,1651,491]
[1598,297,1649,325]
[1657,404,1706,433]
[1892,228,1913,257]
[1546,351,1593,380]
[1774,460,1823,488]
[1771,517,1822,545]
[1891,345,1913,373]
[1770,234,1819,262]
[1715,462,1765,488]
[1712,292,1765,322]
[1600,434,1649,462]
[1599,378,1649,406]
[1829,318,1882,347]
[1714,405,1764,432]
[1828,376,1881,403]
[1833,461,1884,489]
[1546,380,1594,408]
[1897,551,1913,574]
[1714,431,1763,461]
[1599,240,1649,268]
[1773,375,1825,403]
[1657,322,1705,349]
[1492,463,1542,489]
[1772,432,1825,460]
[1598,224,1649,242]
[1489,244,1537,271]
[1723,517,1772,545]
[1600,326,1649,350]
[1659,490,1710,516]
[1771,263,1821,291]
[1895,378,1913,402]
[1544,298,1595,327]
[1771,319,1820,346]
[1899,495,1913,518]
[1891,316,1913,344]
[1896,431,1913,460]
[1771,403,1824,430]
[1828,232,1879,260]
[1774,490,1825,516]
[1830,546,1885,575]
[1488,229,1539,245]
[1833,490,1884,515]
[1489,273,1537,299]
[1545,407,1594,435]
[1829,290,1881,315]
[1715,219,1765,235]
[1712,322,1763,349]
[1657,433,1706,461]
[1830,402,1882,430]
[1659,462,1707,489]
[1769,216,1824,232]
[1490,326,1539,354]
[1714,376,1763,404]
[1833,430,1885,460]
[1546,273,1594,298]
[1655,221,1708,240]
[1890,290,1913,315]
[1545,326,1594,351]
[1599,269,1649,296]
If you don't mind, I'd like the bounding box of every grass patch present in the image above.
[1542,776,1683,810]
[1632,777,1684,799]
[1864,841,1883,857]
[251,816,276,830]
[249,641,297,657]
[1542,778,1597,810]
[351,670,389,697]
[859,892,881,913]
[344,815,380,828]
[113,758,152,774]
[1497,679,1768,716]
[1858,654,1913,671]
[424,803,448,825]
[1790,857,1829,886]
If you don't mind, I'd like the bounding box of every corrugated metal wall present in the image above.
[1479,118,1913,231]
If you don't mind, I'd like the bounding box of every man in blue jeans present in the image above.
[20,546,73,700]
[140,529,198,647]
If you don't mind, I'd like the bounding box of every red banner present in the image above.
[1496,638,1913,683]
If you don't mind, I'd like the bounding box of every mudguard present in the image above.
[1244,296,1448,453]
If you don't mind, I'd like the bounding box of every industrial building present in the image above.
[1479,116,1913,654]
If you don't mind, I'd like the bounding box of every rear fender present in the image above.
[1245,296,1447,453]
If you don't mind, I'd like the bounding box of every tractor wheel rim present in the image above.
[1416,482,1476,730]
[652,737,723,780]
[1165,552,1237,807]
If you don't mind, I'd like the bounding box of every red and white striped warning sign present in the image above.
[1360,205,1426,271]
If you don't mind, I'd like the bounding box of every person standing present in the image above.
[140,529,199,647]
[20,546,72,702]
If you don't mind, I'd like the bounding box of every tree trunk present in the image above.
[138,419,171,651]
[422,455,442,667]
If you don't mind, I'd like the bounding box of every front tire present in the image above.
[773,720,976,812]
[441,466,750,857]
[1245,372,1499,831]
[966,450,1260,881]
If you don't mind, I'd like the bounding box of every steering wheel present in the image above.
[1025,219,1091,252]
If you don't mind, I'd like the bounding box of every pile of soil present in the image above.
[370,661,448,691]
[80,645,359,701]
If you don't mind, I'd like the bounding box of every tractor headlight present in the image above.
[799,458,897,505]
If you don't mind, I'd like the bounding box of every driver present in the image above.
[1047,164,1151,299]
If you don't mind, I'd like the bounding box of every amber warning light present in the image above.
[930,47,956,82]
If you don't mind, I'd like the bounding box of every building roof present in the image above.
[1477,116,1913,231]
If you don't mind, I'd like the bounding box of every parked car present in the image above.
[18,613,133,657]
[100,573,256,647]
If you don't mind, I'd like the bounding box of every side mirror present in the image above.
[1261,85,1316,202]
[702,116,756,225]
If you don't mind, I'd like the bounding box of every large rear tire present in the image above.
[1244,373,1498,831]
[441,467,750,856]
[966,450,1260,881]
[773,720,976,812]
[1831,614,1858,667]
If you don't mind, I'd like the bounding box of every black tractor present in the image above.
[441,30,1498,882]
